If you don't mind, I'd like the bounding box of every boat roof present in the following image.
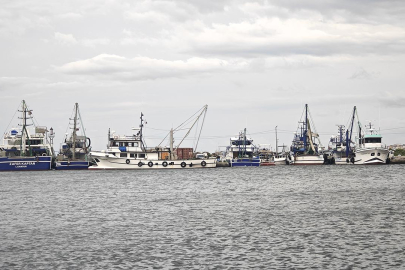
[364,134,382,138]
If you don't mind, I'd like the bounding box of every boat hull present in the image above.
[55,161,90,170]
[89,155,216,170]
[293,155,324,165]
[354,148,389,165]
[274,160,290,165]
[230,158,260,167]
[0,156,52,171]
[260,161,275,166]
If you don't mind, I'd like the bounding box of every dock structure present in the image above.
[390,156,405,164]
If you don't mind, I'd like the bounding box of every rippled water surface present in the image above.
[1,165,405,269]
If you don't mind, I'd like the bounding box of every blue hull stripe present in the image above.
[230,158,260,167]
[0,156,52,171]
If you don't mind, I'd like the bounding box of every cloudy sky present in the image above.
[1,0,405,152]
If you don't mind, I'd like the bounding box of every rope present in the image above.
[2,101,21,138]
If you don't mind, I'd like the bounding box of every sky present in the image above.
[1,0,405,153]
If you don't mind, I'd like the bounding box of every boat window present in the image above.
[371,153,375,156]
[112,142,117,146]
[377,153,380,156]
[120,153,127,158]
[139,153,145,158]
[130,153,135,158]
[119,142,123,147]
[365,138,381,143]
[125,142,129,146]
[134,142,139,147]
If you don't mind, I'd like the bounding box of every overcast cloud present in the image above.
[1,0,404,152]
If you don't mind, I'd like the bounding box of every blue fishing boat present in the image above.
[0,100,54,171]
[290,104,324,165]
[225,128,260,167]
[55,103,91,170]
[328,106,356,164]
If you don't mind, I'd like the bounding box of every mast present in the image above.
[174,105,208,152]
[243,128,247,157]
[19,100,31,156]
[275,126,278,155]
[139,112,147,150]
[170,128,174,160]
[346,106,356,156]
[72,103,78,160]
[304,104,308,151]
[108,128,111,147]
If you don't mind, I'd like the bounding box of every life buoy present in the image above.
[181,162,186,168]
[201,161,207,167]
[148,161,153,167]
[162,161,168,167]
[126,159,130,164]
[138,161,143,167]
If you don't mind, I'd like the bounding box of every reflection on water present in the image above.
[1,165,404,269]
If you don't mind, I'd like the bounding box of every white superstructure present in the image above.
[354,122,389,165]
[90,107,216,170]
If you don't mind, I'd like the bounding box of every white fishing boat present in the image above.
[274,152,293,165]
[290,104,324,165]
[274,126,292,165]
[354,121,389,165]
[89,105,216,170]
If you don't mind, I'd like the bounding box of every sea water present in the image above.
[1,165,404,269]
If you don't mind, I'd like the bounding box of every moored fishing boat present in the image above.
[55,103,91,170]
[354,120,389,165]
[257,147,275,166]
[328,107,357,165]
[274,126,292,165]
[224,128,260,167]
[290,104,324,165]
[0,100,54,171]
[89,105,216,169]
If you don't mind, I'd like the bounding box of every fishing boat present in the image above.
[354,119,389,165]
[55,103,91,170]
[274,151,293,165]
[0,100,54,171]
[274,126,292,165]
[224,128,260,167]
[290,104,324,165]
[257,146,275,166]
[89,105,216,169]
[328,107,357,164]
